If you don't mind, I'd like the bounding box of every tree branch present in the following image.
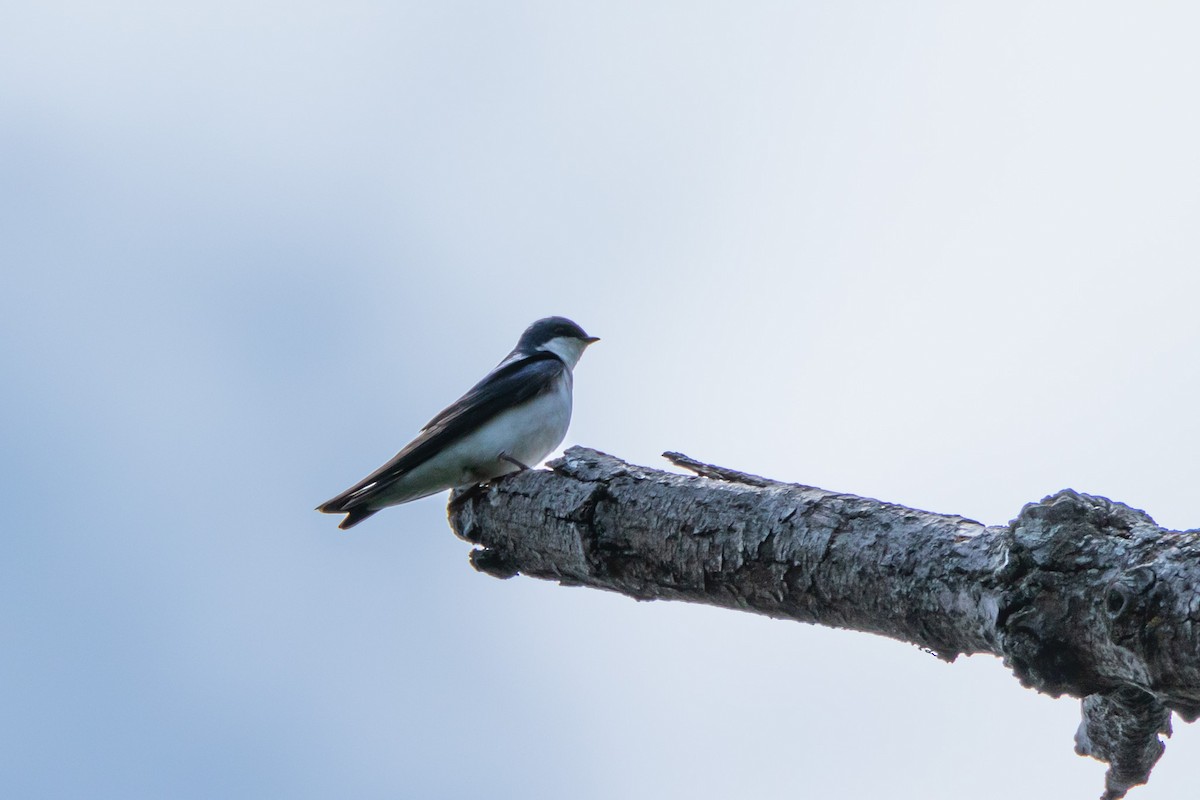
[448,446,1200,798]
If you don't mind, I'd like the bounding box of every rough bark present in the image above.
[448,446,1200,799]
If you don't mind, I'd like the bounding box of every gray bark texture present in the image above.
[448,447,1200,800]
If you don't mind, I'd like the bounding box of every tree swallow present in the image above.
[317,316,599,530]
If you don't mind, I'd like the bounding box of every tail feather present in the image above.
[337,507,379,530]
[316,496,379,531]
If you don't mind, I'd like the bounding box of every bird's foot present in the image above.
[499,453,531,471]
[449,483,490,509]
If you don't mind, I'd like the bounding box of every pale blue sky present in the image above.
[3,3,1200,798]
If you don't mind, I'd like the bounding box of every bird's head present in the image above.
[517,316,599,368]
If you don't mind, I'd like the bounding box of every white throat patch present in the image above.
[538,336,588,369]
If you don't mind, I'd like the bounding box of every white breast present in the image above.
[441,368,573,485]
[484,369,573,472]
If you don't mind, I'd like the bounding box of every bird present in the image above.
[317,316,599,530]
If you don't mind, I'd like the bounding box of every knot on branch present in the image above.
[1074,687,1171,800]
[998,490,1156,697]
[1104,565,1162,648]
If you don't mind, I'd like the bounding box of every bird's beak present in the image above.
[584,336,600,345]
